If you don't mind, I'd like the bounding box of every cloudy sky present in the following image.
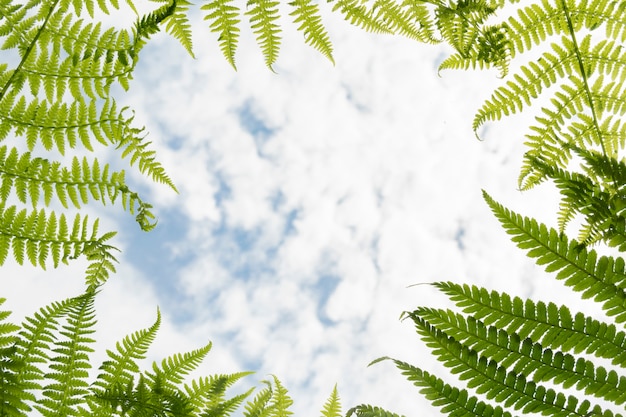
[2,2,608,416]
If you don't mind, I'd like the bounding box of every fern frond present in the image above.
[93,308,161,394]
[329,0,394,35]
[375,357,515,417]
[201,0,241,70]
[473,36,579,133]
[483,191,626,322]
[372,0,425,43]
[185,372,254,416]
[472,0,626,194]
[399,1,439,44]
[0,146,157,229]
[0,205,118,284]
[147,342,213,391]
[413,316,607,417]
[115,111,178,193]
[433,281,626,368]
[246,0,282,71]
[160,0,195,57]
[289,0,334,64]
[0,298,19,348]
[435,1,510,76]
[268,375,293,417]
[524,151,625,245]
[95,373,194,417]
[243,380,273,417]
[346,404,404,417]
[0,298,28,417]
[413,307,626,404]
[320,384,341,417]
[34,290,96,417]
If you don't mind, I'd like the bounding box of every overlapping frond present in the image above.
[158,0,195,57]
[526,142,626,247]
[0,298,26,417]
[1,289,284,417]
[0,0,179,284]
[435,0,510,76]
[434,281,626,367]
[146,342,213,391]
[242,376,294,417]
[347,403,403,417]
[35,291,96,417]
[471,0,626,196]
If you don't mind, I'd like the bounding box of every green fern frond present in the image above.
[413,316,608,417]
[0,204,118,284]
[0,298,27,417]
[34,290,96,417]
[320,384,341,417]
[0,298,19,348]
[268,375,293,417]
[243,379,273,417]
[483,191,626,322]
[473,36,580,133]
[329,0,394,35]
[115,113,178,194]
[399,1,439,44]
[435,1,510,76]
[201,0,241,70]
[185,372,254,416]
[373,357,514,417]
[147,342,213,391]
[93,308,161,394]
[289,0,334,64]
[433,281,626,368]
[160,0,195,57]
[413,307,626,404]
[471,0,626,193]
[346,404,404,417]
[372,0,426,43]
[246,0,282,71]
[0,146,157,230]
[240,376,294,417]
[95,373,194,417]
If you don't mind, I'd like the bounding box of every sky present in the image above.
[1,2,615,416]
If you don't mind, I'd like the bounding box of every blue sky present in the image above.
[2,2,607,416]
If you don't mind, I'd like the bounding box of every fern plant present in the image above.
[0,287,318,417]
[0,287,348,416]
[0,0,183,285]
[348,0,626,416]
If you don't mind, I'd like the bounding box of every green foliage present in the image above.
[0,288,260,417]
[356,1,626,416]
[0,288,346,417]
[0,0,179,284]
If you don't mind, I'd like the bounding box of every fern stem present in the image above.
[560,1,607,158]
[0,0,62,100]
